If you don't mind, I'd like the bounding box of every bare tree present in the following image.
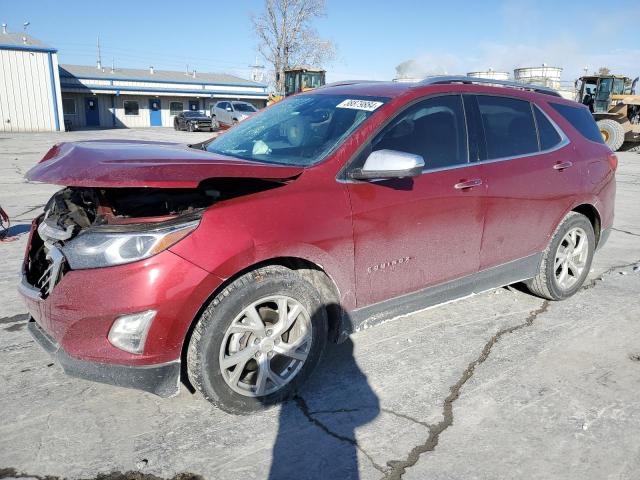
[252,0,335,92]
[595,67,611,75]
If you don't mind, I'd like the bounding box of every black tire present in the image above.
[597,119,625,151]
[174,121,179,131]
[526,212,595,300]
[187,266,328,414]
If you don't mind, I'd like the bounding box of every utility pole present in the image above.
[249,56,265,83]
[96,35,102,70]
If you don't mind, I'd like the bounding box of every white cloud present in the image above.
[393,1,640,83]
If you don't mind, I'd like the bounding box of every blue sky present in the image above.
[2,0,639,84]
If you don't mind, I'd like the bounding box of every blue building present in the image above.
[0,28,268,132]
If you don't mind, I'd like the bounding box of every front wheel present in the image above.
[187,266,328,414]
[526,212,595,300]
[188,123,194,132]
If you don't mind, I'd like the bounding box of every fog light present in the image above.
[108,310,156,354]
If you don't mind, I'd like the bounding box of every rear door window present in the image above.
[476,95,539,159]
[534,106,563,150]
[372,95,468,170]
[549,103,604,144]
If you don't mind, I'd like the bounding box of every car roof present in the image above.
[311,77,571,104]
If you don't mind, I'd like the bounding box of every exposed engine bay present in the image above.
[24,178,288,297]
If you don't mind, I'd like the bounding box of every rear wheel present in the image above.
[187,266,328,414]
[597,119,625,151]
[526,212,595,300]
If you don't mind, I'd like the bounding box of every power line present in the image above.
[52,40,254,68]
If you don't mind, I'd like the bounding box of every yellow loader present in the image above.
[268,67,326,106]
[576,75,640,151]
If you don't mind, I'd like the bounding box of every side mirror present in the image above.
[349,149,425,180]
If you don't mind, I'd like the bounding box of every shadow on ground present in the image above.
[269,337,379,479]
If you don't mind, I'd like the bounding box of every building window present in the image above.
[124,100,139,116]
[62,98,76,115]
[170,102,184,115]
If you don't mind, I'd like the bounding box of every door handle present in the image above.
[454,179,483,190]
[553,161,573,171]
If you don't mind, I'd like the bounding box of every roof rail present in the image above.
[319,80,382,89]
[418,75,563,97]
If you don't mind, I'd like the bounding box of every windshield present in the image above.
[184,111,202,117]
[233,102,257,112]
[596,78,613,101]
[206,94,388,166]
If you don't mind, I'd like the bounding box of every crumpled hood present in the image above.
[26,139,304,188]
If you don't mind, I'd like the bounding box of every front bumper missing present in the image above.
[27,318,181,397]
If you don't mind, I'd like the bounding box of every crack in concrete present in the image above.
[582,259,640,291]
[380,300,550,480]
[612,227,640,237]
[381,260,640,479]
[293,395,387,473]
[380,408,431,429]
[310,406,430,429]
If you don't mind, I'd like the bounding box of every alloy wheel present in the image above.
[219,295,313,397]
[554,227,589,290]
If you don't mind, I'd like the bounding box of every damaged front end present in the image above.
[23,186,215,298]
[22,140,302,297]
[22,175,292,299]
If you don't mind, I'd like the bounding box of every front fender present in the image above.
[169,181,356,309]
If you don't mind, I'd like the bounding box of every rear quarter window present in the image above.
[534,106,563,150]
[549,103,604,144]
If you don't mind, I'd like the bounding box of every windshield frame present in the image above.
[204,94,389,167]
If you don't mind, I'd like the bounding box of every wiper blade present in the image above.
[187,141,208,151]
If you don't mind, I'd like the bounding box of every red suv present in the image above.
[20,77,616,413]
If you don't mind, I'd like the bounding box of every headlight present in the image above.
[61,219,199,269]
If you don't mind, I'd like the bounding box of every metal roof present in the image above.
[0,31,56,52]
[59,64,265,88]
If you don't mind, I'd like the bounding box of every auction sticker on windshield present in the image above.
[336,99,384,111]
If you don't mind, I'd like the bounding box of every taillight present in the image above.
[607,152,618,171]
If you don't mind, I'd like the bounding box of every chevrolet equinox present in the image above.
[19,77,616,413]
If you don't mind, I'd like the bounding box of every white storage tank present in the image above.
[392,77,421,83]
[467,69,510,81]
[513,64,562,89]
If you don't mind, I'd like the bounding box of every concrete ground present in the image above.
[0,129,639,480]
